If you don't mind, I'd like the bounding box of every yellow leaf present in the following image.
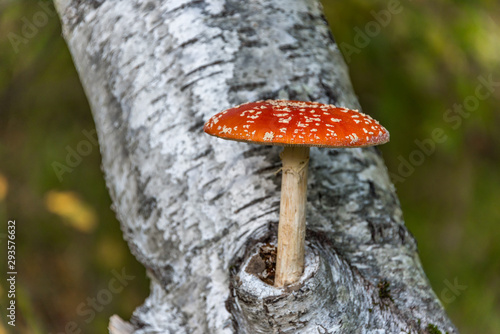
[0,173,8,201]
[45,191,98,233]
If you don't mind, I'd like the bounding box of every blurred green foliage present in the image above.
[0,0,498,333]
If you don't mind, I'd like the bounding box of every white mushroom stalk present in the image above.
[275,146,310,286]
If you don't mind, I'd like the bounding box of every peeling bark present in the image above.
[54,0,457,333]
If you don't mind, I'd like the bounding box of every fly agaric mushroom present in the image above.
[204,100,389,287]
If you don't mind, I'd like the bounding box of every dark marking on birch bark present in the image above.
[234,196,273,214]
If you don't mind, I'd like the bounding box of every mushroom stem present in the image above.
[275,146,310,287]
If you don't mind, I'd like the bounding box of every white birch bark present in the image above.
[54,0,458,333]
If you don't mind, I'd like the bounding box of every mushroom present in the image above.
[204,100,389,287]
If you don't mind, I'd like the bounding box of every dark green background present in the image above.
[1,0,498,332]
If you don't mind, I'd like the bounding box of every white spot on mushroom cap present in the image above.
[263,131,274,141]
[221,125,232,134]
[348,133,359,144]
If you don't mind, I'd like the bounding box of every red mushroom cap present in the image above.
[204,100,389,147]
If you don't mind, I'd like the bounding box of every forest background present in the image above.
[0,0,499,333]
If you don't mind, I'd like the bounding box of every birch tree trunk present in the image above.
[54,1,458,333]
